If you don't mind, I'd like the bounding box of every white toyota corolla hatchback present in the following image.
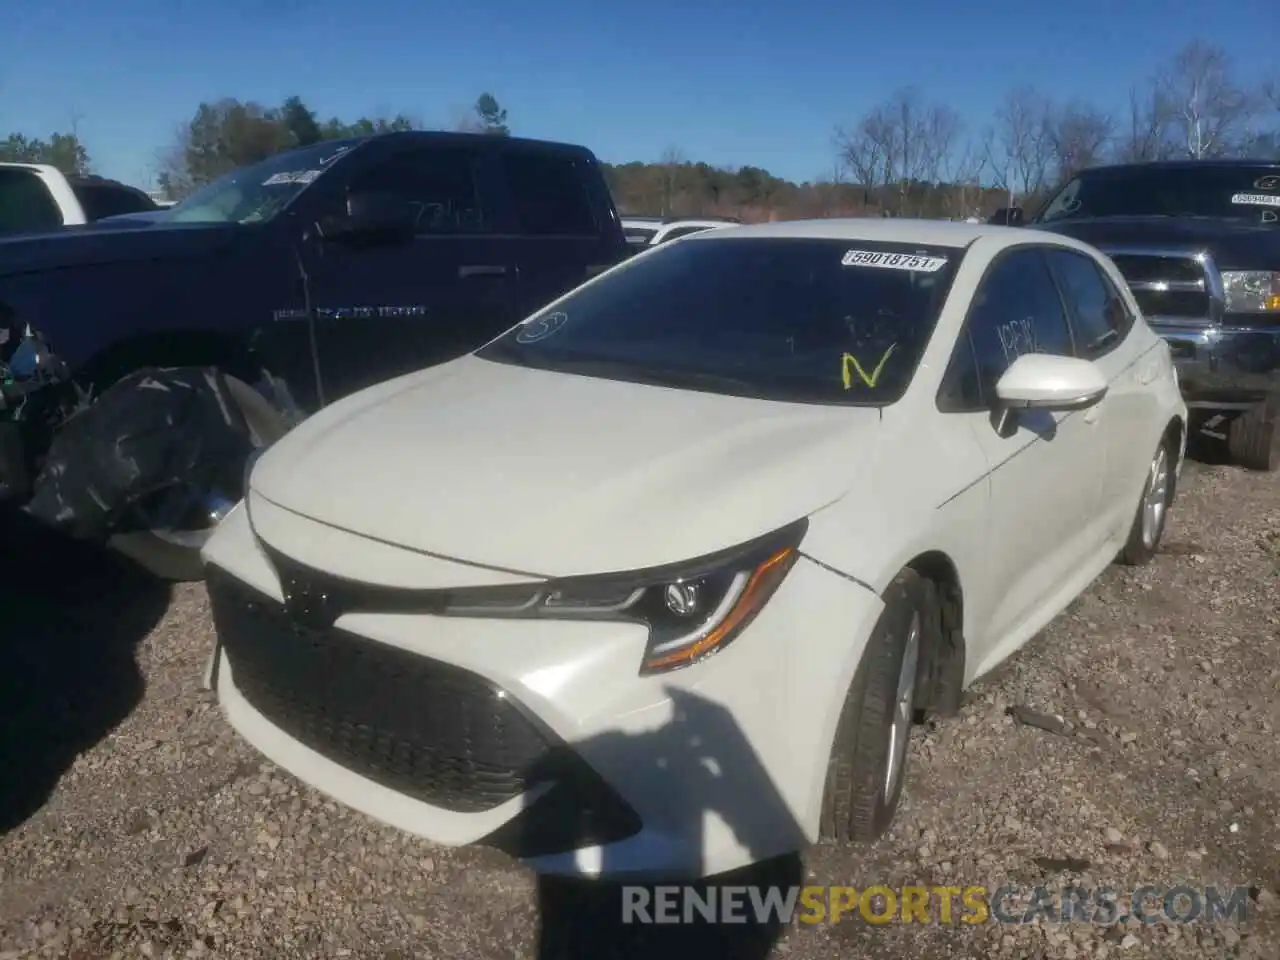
[202,219,1186,880]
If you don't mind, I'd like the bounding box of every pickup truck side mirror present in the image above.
[989,206,1025,226]
[316,190,417,246]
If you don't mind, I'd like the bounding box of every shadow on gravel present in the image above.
[505,688,807,959]
[0,510,171,833]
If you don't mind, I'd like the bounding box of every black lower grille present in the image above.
[207,567,557,813]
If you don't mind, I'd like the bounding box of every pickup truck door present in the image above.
[489,148,627,317]
[303,142,516,404]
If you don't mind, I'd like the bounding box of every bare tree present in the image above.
[1113,85,1176,162]
[943,139,987,219]
[834,111,892,208]
[835,87,963,216]
[918,101,964,208]
[984,85,1053,206]
[1044,101,1114,183]
[1157,41,1253,158]
[658,146,686,216]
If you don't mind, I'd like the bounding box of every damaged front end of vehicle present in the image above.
[0,302,77,505]
[1,301,260,566]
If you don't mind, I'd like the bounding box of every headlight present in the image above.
[1221,271,1280,313]
[441,519,808,675]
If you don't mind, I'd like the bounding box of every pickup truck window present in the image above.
[498,151,598,237]
[71,182,157,221]
[347,146,489,235]
[164,138,362,225]
[1038,165,1280,225]
[0,168,63,233]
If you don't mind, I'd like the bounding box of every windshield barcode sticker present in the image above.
[841,250,948,272]
[1231,193,1280,208]
[263,169,321,186]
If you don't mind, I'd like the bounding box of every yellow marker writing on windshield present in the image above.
[842,344,897,389]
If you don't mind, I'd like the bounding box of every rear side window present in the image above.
[348,146,490,235]
[0,168,63,233]
[498,151,598,237]
[1045,249,1134,358]
[73,183,157,221]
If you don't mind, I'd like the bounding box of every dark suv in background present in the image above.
[993,159,1280,471]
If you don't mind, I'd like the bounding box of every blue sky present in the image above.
[2,0,1276,190]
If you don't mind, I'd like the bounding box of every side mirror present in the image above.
[316,190,416,245]
[989,206,1025,226]
[994,354,1107,411]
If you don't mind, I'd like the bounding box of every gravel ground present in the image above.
[1,451,1278,959]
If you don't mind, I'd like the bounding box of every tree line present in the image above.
[3,41,1276,220]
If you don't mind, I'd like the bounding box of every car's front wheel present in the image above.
[819,568,936,843]
[1116,434,1175,566]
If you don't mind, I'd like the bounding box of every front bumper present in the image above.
[1153,320,1280,408]
[202,503,884,880]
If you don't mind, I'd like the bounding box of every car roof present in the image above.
[1079,158,1280,176]
[358,130,598,159]
[687,217,1038,250]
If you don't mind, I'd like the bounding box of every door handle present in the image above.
[459,264,507,278]
[1083,404,1102,424]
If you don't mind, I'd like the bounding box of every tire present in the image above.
[1227,397,1280,472]
[1116,435,1174,566]
[107,374,289,581]
[819,568,936,844]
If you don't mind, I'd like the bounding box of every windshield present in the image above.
[1037,166,1280,225]
[477,237,962,406]
[161,138,363,225]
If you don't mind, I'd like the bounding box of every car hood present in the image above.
[1033,216,1280,270]
[249,356,880,578]
[0,221,238,277]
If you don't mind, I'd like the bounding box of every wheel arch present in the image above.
[75,329,260,393]
[1164,414,1185,503]
[904,550,966,717]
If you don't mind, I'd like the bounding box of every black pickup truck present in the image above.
[0,131,629,578]
[992,159,1280,472]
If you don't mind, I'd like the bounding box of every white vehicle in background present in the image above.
[621,215,738,251]
[203,219,1186,880]
[0,162,159,235]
